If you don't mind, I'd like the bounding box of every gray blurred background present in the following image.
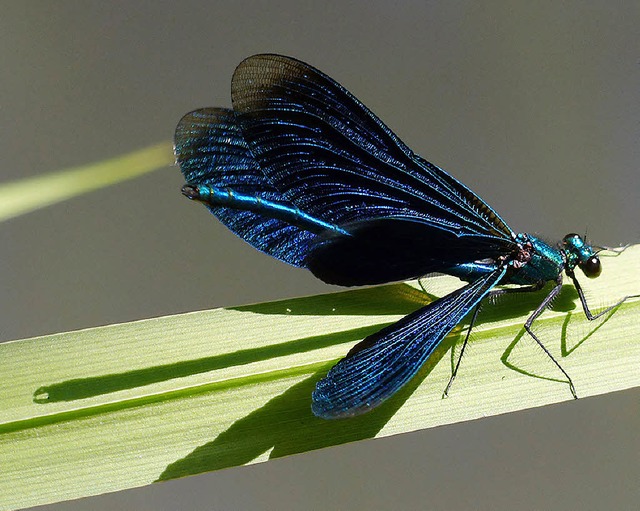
[1,2,638,510]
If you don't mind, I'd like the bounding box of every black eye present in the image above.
[581,256,601,278]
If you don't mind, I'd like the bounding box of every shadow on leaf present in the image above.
[156,336,454,481]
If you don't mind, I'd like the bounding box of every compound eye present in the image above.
[581,256,601,278]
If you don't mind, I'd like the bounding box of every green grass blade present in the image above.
[1,246,638,510]
[0,142,173,222]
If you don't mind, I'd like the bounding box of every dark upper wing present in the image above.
[230,54,516,283]
[312,265,506,419]
[174,108,316,267]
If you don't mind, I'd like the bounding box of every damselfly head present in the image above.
[562,233,602,278]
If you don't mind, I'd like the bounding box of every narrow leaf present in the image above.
[0,246,638,510]
[0,142,173,222]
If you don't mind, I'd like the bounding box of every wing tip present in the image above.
[311,381,376,420]
[311,383,348,419]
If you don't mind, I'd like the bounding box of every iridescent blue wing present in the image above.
[230,54,516,284]
[312,265,506,418]
[174,108,316,267]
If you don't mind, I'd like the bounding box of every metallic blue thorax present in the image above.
[509,234,564,285]
[445,233,565,286]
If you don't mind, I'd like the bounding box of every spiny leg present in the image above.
[567,269,637,321]
[443,281,545,398]
[442,302,481,398]
[523,276,577,398]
